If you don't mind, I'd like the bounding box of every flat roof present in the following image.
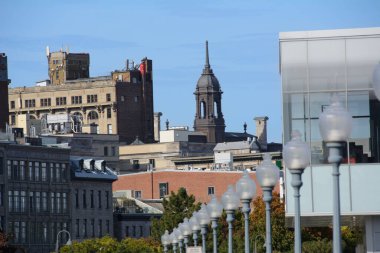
[280,27,380,41]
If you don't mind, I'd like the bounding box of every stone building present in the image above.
[0,53,10,131]
[69,158,117,241]
[0,142,71,253]
[8,50,154,144]
[194,41,225,143]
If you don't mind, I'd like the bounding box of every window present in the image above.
[10,101,15,109]
[71,96,82,104]
[98,190,102,209]
[76,219,80,237]
[56,97,67,106]
[41,192,47,212]
[87,111,99,120]
[50,192,55,213]
[105,191,110,209]
[55,163,61,182]
[83,190,87,208]
[120,95,125,102]
[20,221,26,243]
[75,190,79,208]
[111,146,116,156]
[35,192,41,212]
[0,185,4,207]
[62,193,67,213]
[41,163,47,181]
[8,191,13,212]
[106,220,110,235]
[25,99,35,108]
[106,93,111,102]
[19,161,25,180]
[90,190,94,208]
[28,162,34,181]
[125,226,129,237]
[132,226,136,237]
[149,159,155,169]
[50,163,54,182]
[140,226,144,237]
[83,219,87,237]
[20,191,26,212]
[35,162,40,181]
[134,96,139,103]
[107,108,112,118]
[104,147,108,156]
[56,192,61,213]
[134,191,142,199]
[40,98,51,107]
[98,220,102,237]
[87,94,98,103]
[159,183,169,198]
[10,115,15,125]
[91,219,95,237]
[107,124,112,134]
[208,186,215,195]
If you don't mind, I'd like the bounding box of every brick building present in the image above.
[113,170,280,203]
[8,50,154,144]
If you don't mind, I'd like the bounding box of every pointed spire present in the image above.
[205,40,210,69]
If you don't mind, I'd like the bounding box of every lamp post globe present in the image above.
[189,212,201,247]
[256,153,280,253]
[372,62,380,100]
[161,230,171,253]
[174,228,184,253]
[197,204,211,253]
[283,130,310,253]
[179,218,192,249]
[170,231,179,253]
[207,195,223,253]
[318,95,352,253]
[236,170,256,253]
[221,185,240,253]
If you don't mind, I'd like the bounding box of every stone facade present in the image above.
[8,56,154,144]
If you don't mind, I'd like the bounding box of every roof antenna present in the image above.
[205,40,210,69]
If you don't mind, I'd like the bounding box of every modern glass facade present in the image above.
[280,28,380,165]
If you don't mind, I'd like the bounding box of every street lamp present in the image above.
[161,230,170,253]
[55,229,72,253]
[174,228,184,253]
[179,218,192,249]
[236,170,257,253]
[319,95,352,253]
[189,211,201,246]
[372,62,380,100]
[256,153,280,253]
[283,130,310,253]
[207,195,223,253]
[170,230,179,253]
[197,204,211,253]
[221,185,240,253]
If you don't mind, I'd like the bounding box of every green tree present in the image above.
[151,187,201,242]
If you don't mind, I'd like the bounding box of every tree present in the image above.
[151,187,201,242]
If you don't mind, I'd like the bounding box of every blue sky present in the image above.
[1,0,380,142]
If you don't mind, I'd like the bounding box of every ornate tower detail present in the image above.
[193,41,225,143]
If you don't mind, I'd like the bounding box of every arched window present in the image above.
[200,101,206,119]
[71,112,83,133]
[87,111,99,120]
[214,101,218,118]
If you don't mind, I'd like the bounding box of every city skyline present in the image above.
[1,0,380,142]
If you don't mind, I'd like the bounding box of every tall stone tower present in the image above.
[193,41,225,143]
[0,53,10,131]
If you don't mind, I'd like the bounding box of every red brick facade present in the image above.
[113,170,280,203]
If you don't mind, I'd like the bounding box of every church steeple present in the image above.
[194,41,225,143]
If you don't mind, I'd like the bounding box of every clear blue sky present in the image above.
[1,0,380,142]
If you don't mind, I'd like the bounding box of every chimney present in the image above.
[254,116,269,151]
[0,53,10,131]
[154,112,162,142]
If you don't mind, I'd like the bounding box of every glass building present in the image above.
[281,27,380,165]
[280,28,380,252]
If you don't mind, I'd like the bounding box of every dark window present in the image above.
[106,93,111,102]
[25,99,35,108]
[140,226,144,237]
[56,97,67,106]
[87,95,98,103]
[149,159,155,169]
[40,98,51,107]
[90,190,94,208]
[134,191,141,199]
[132,226,136,237]
[105,191,110,209]
[125,226,129,237]
[91,219,95,237]
[98,190,102,209]
[83,219,87,237]
[159,183,169,198]
[98,220,102,237]
[208,186,215,195]
[107,108,112,118]
[10,115,15,125]
[83,190,87,208]
[106,220,110,234]
[71,96,82,105]
[111,147,116,156]
[104,147,108,156]
[75,190,79,208]
[76,219,80,237]
[10,101,15,109]
[0,157,3,175]
[87,111,99,120]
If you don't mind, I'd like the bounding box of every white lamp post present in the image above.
[197,204,211,253]
[283,130,310,253]
[180,218,192,249]
[221,185,240,253]
[170,230,179,253]
[236,170,256,253]
[319,95,352,253]
[161,230,171,253]
[189,211,201,247]
[256,153,280,253]
[55,229,72,253]
[174,228,184,253]
[372,62,380,100]
[207,195,223,253]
